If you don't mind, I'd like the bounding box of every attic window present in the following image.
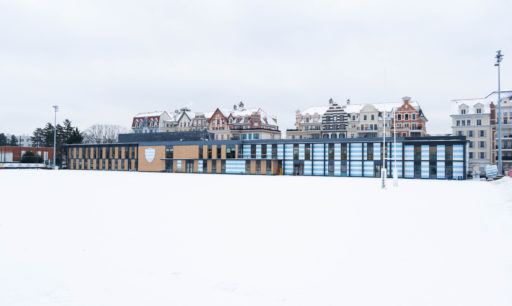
[476,108,482,114]
[461,109,466,115]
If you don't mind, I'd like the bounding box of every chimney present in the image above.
[346,99,350,105]
[402,96,411,104]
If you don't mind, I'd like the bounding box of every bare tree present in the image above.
[83,124,128,144]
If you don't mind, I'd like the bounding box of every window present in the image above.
[341,144,347,159]
[405,114,409,120]
[479,152,485,159]
[305,144,311,160]
[328,143,334,160]
[445,145,453,160]
[261,145,267,159]
[166,147,174,159]
[479,130,485,137]
[363,115,367,120]
[398,114,402,120]
[462,120,466,126]
[469,141,473,148]
[226,146,236,159]
[272,144,277,159]
[251,145,256,158]
[429,145,437,161]
[412,114,416,120]
[367,143,374,160]
[217,146,221,159]
[293,144,299,159]
[476,119,481,126]
[476,108,481,114]
[479,141,485,148]
[208,147,212,159]
[456,131,464,136]
[371,115,374,120]
[456,120,460,126]
[256,160,261,173]
[461,109,466,115]
[468,130,474,137]
[469,152,474,159]
[466,120,471,126]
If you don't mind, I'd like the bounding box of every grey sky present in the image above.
[1,0,511,136]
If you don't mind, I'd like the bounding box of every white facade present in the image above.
[451,91,512,175]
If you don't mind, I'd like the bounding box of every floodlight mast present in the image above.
[382,110,387,188]
[393,107,398,187]
[53,105,58,169]
[495,50,504,175]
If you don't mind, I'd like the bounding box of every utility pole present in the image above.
[495,50,504,175]
[393,107,398,187]
[53,105,59,169]
[382,110,387,188]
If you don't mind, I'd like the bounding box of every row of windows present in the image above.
[468,152,486,159]
[456,130,486,137]
[164,143,459,162]
[456,119,483,126]
[460,108,482,115]
[69,159,137,170]
[70,146,137,159]
[396,113,417,121]
[468,141,487,148]
[133,118,159,128]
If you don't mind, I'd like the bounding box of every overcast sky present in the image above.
[1,0,511,136]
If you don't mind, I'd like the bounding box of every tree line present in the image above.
[2,121,127,166]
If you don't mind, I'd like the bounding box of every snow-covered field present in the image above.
[1,170,511,306]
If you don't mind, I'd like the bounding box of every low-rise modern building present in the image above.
[65,135,467,180]
[0,146,53,163]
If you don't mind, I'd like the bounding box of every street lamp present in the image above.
[53,105,58,169]
[381,110,387,188]
[495,50,504,175]
[393,107,398,187]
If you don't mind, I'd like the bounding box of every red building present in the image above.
[392,96,428,137]
[0,146,54,163]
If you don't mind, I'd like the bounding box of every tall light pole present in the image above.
[53,105,58,168]
[393,107,398,187]
[381,110,387,188]
[495,50,504,175]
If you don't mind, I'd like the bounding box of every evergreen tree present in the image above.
[9,135,18,146]
[0,133,7,146]
[20,151,43,163]
[30,119,84,166]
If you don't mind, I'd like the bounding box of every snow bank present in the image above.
[0,170,511,306]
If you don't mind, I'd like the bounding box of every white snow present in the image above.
[1,170,512,306]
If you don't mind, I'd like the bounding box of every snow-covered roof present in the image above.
[450,91,512,115]
[300,106,329,116]
[134,111,167,118]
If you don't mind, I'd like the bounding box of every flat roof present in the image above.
[65,136,466,147]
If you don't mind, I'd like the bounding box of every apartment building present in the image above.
[451,91,512,175]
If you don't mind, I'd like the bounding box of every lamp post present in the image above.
[495,50,504,175]
[393,107,398,187]
[53,105,58,168]
[381,110,387,188]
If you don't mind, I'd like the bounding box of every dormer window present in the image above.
[476,108,481,114]
[461,109,466,115]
